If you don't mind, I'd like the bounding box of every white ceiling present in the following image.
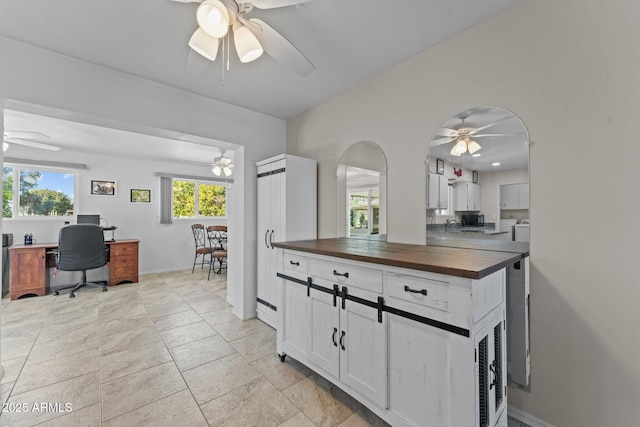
[0,0,521,163]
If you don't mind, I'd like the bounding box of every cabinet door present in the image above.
[500,184,518,209]
[339,300,387,407]
[256,168,271,316]
[475,313,507,427]
[427,173,440,209]
[439,176,449,209]
[388,315,451,426]
[518,183,529,209]
[470,183,480,210]
[267,169,285,313]
[454,183,468,210]
[279,279,309,359]
[308,288,340,379]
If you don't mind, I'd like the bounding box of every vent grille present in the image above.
[478,336,489,427]
[494,322,503,407]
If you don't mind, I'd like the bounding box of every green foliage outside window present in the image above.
[3,167,13,218]
[3,167,74,218]
[173,180,226,218]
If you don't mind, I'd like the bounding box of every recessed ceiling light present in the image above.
[472,153,481,157]
[492,162,501,166]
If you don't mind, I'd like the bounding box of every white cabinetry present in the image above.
[499,183,529,209]
[256,154,316,328]
[427,173,449,209]
[454,181,481,211]
[277,249,507,427]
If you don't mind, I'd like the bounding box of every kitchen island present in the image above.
[272,238,516,427]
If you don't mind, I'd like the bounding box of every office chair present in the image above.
[52,224,108,298]
[191,224,213,273]
[206,225,227,279]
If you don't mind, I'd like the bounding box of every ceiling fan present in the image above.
[211,149,234,176]
[432,115,522,157]
[3,131,61,152]
[173,0,315,76]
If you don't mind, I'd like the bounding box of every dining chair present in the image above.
[191,224,212,273]
[206,225,227,279]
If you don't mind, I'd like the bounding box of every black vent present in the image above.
[494,323,503,408]
[478,336,489,427]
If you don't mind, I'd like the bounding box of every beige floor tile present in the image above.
[279,411,317,427]
[0,356,26,385]
[36,402,102,427]
[46,304,99,326]
[153,309,203,332]
[200,377,298,427]
[214,317,274,342]
[12,348,100,395]
[99,302,148,322]
[145,300,193,319]
[199,307,238,327]
[0,381,14,406]
[182,353,262,404]
[1,308,49,329]
[101,361,187,422]
[41,320,99,344]
[100,325,162,356]
[169,334,236,372]
[231,328,277,363]
[338,408,390,427]
[1,372,101,427]
[160,320,216,348]
[99,313,154,337]
[27,330,99,364]
[1,335,37,362]
[101,339,172,383]
[1,323,41,341]
[187,297,230,314]
[282,375,362,427]
[252,354,313,391]
[139,292,182,309]
[103,389,207,427]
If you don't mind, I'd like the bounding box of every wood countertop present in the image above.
[427,235,530,257]
[272,238,522,280]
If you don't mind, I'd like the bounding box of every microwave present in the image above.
[461,214,484,227]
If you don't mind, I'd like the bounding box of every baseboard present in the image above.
[508,405,555,427]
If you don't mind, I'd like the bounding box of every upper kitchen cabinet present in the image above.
[500,183,529,209]
[454,181,480,211]
[427,172,448,210]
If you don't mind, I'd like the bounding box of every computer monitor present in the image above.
[77,214,101,225]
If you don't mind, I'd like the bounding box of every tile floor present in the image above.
[0,269,530,427]
[0,269,391,427]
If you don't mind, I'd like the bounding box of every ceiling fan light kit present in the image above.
[211,150,234,177]
[189,27,220,61]
[197,0,230,38]
[233,21,263,62]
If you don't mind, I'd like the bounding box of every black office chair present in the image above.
[52,224,108,298]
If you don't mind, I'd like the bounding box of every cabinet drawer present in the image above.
[308,258,382,293]
[385,273,449,313]
[283,252,308,275]
[113,257,137,276]
[110,243,137,257]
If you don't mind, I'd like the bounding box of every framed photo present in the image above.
[130,188,151,203]
[436,158,444,175]
[472,170,479,183]
[90,180,116,196]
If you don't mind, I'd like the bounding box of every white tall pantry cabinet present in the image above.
[256,154,317,328]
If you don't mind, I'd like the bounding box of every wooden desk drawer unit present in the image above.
[109,241,139,286]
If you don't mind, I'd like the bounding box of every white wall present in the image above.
[287,0,640,425]
[0,36,286,321]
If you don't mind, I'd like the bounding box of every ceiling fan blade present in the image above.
[4,131,50,139]
[248,0,313,9]
[472,133,527,138]
[430,136,456,146]
[246,18,314,76]
[435,127,458,137]
[469,116,513,134]
[7,138,61,151]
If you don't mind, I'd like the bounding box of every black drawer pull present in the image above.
[332,327,338,347]
[289,260,300,266]
[340,330,346,350]
[333,270,349,278]
[404,285,427,296]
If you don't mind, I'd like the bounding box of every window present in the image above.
[3,165,76,218]
[173,179,226,218]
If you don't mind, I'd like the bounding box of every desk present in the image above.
[9,239,139,300]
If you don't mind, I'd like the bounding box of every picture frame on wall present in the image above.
[472,170,478,183]
[436,158,444,175]
[90,180,116,196]
[130,188,151,203]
